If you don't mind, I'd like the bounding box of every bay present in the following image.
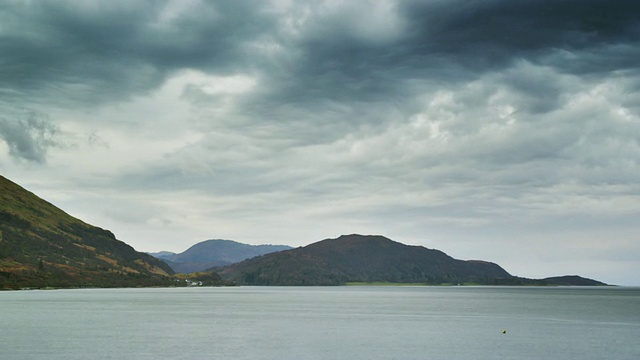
[1,286,639,359]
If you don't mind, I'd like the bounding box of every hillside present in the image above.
[218,234,515,285]
[149,240,292,273]
[0,175,174,289]
[541,275,607,286]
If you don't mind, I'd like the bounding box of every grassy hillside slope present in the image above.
[0,175,174,289]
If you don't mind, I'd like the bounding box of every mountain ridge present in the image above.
[1,175,608,288]
[218,234,514,285]
[218,234,608,286]
[149,239,292,273]
[0,175,174,289]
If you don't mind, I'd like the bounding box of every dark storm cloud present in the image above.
[3,0,635,171]
[2,1,638,284]
[398,0,640,72]
[0,0,273,106]
[2,0,639,112]
[231,0,640,130]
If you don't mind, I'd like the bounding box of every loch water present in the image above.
[1,286,639,359]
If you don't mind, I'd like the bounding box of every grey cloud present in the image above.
[400,0,640,70]
[2,0,639,284]
[0,0,274,107]
[0,111,60,162]
[3,0,639,119]
[498,63,569,114]
[227,0,640,136]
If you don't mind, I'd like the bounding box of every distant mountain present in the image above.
[0,175,174,289]
[218,234,514,285]
[218,234,608,286]
[1,175,605,289]
[149,239,292,273]
[147,251,176,261]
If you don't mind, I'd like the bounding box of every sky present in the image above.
[1,0,639,286]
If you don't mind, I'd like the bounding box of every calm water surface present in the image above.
[1,286,639,359]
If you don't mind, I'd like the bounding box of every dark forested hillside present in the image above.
[219,234,514,285]
[219,235,607,286]
[541,275,606,286]
[0,175,174,289]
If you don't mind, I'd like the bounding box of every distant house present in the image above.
[185,279,203,286]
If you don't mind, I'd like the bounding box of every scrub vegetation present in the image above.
[0,176,175,289]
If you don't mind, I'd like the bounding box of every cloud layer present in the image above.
[1,0,639,285]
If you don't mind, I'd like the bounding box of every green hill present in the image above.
[218,234,515,285]
[0,175,174,289]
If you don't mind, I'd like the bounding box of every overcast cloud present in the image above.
[1,0,639,285]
